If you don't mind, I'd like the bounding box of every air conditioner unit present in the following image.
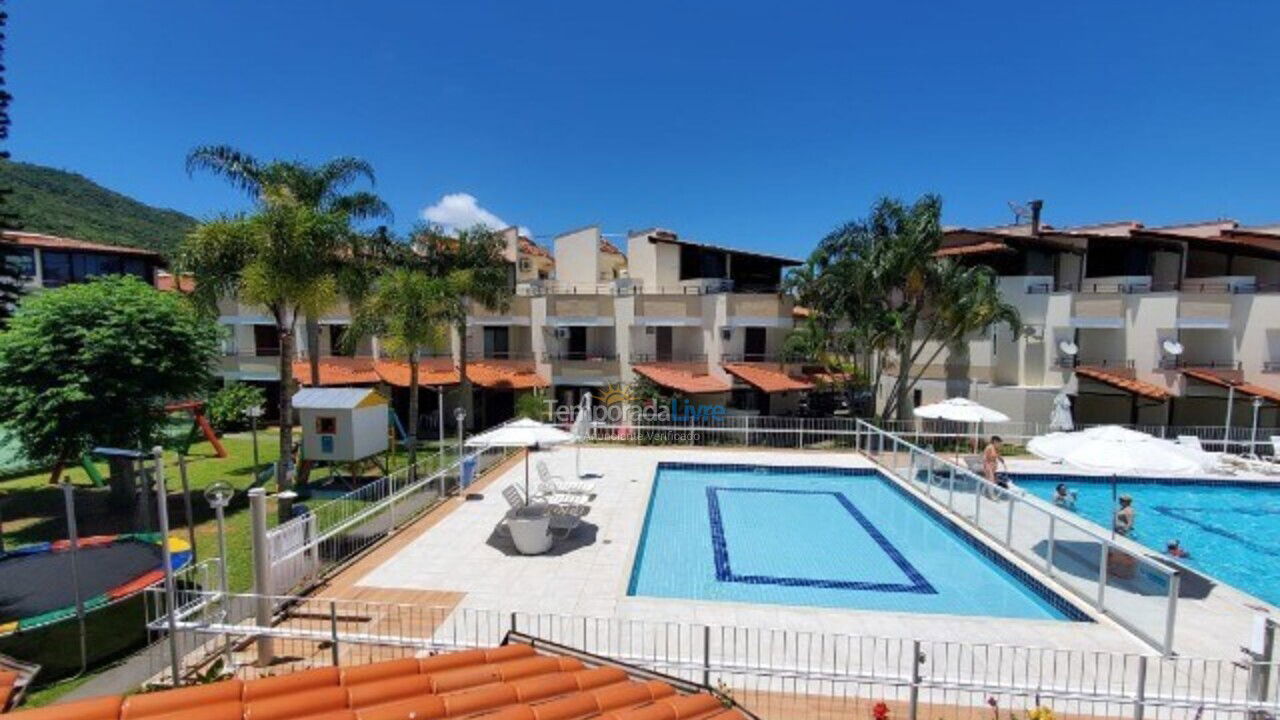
[720,327,732,341]
[645,326,656,335]
[554,327,570,339]
[1024,325,1044,341]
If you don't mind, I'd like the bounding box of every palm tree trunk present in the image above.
[893,336,913,422]
[407,348,420,477]
[277,319,295,519]
[306,316,322,387]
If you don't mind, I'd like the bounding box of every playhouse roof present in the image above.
[291,387,386,410]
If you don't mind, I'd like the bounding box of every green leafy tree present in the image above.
[206,382,268,433]
[514,391,548,421]
[788,195,1021,421]
[409,224,513,425]
[346,267,451,471]
[0,275,220,485]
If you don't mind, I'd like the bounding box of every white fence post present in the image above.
[248,487,274,665]
[1133,655,1148,720]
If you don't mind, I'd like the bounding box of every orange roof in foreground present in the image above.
[155,271,196,293]
[1075,366,1171,401]
[723,363,814,393]
[1181,368,1280,404]
[634,363,731,394]
[7,643,746,720]
[468,360,551,390]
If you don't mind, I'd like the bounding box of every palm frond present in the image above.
[185,145,264,197]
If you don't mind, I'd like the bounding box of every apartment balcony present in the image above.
[1158,358,1241,372]
[1176,295,1233,329]
[466,350,535,361]
[629,352,708,364]
[633,295,704,327]
[466,296,532,326]
[1264,361,1280,373]
[1068,295,1126,329]
[623,279,735,295]
[546,296,615,327]
[544,353,621,386]
[720,352,804,364]
[726,294,792,328]
[217,352,282,381]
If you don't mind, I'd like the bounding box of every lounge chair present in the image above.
[501,483,589,538]
[536,460,595,496]
[1177,435,1238,475]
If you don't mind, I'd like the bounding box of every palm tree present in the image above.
[185,145,391,387]
[183,146,389,505]
[346,267,452,471]
[410,224,513,429]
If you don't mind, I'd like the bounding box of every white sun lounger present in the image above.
[498,484,588,538]
[536,460,595,496]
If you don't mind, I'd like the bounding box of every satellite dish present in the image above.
[1058,341,1079,356]
[1162,340,1184,356]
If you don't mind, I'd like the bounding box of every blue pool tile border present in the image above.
[654,462,1095,622]
[706,486,938,594]
[1012,472,1280,489]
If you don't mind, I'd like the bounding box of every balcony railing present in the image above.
[1059,280,1153,294]
[720,352,804,364]
[1264,361,1280,373]
[629,352,707,364]
[1157,358,1241,371]
[465,350,534,361]
[542,352,619,362]
[1054,357,1135,370]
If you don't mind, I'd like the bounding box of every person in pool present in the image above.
[1166,539,1190,559]
[1053,483,1077,509]
[1114,495,1136,536]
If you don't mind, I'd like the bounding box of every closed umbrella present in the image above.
[570,394,600,479]
[466,418,575,504]
[1049,392,1074,433]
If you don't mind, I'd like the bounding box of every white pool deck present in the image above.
[350,445,1276,665]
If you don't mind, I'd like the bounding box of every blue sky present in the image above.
[11,2,1280,257]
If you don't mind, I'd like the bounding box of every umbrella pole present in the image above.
[1111,474,1118,540]
[524,448,530,506]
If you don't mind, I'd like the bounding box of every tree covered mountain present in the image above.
[0,160,197,255]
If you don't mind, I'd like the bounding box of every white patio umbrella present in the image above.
[1049,392,1075,433]
[570,393,600,479]
[1027,425,1210,475]
[466,418,575,504]
[913,397,1010,452]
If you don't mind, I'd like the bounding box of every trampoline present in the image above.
[0,534,191,680]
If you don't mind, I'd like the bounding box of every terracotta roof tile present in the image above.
[7,645,748,720]
[599,238,625,256]
[374,358,460,387]
[1181,368,1280,404]
[722,363,814,392]
[518,236,552,259]
[936,240,1013,257]
[293,358,382,386]
[1075,366,1171,400]
[1,231,162,258]
[633,363,731,394]
[467,360,550,390]
[155,271,196,293]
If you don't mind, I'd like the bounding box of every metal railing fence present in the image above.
[263,443,517,596]
[144,590,1280,720]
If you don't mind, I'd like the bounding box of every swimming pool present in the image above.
[1017,474,1280,608]
[628,463,1088,621]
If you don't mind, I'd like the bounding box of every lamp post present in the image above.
[203,481,235,670]
[245,405,264,473]
[454,406,467,463]
[1251,395,1263,456]
[152,446,182,686]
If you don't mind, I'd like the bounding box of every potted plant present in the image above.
[507,503,553,555]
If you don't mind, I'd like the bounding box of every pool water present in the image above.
[628,463,1086,621]
[1017,475,1280,607]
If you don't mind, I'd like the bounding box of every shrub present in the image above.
[207,382,267,432]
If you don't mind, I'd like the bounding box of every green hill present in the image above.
[0,160,197,256]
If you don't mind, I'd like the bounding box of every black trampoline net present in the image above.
[0,540,162,622]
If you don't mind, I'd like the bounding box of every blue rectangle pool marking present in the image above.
[705,486,938,594]
[1151,505,1280,558]
[637,462,1094,622]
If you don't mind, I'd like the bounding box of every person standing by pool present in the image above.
[982,436,1009,489]
[1114,495,1136,536]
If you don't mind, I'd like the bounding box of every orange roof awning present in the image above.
[634,363,731,395]
[936,240,1012,257]
[1181,368,1280,404]
[723,363,814,393]
[467,360,550,390]
[1075,366,1171,400]
[373,359,460,388]
[293,358,381,386]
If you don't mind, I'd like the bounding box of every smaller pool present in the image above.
[628,463,1090,621]
[1016,474,1280,608]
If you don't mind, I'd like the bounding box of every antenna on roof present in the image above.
[1009,199,1045,233]
[1009,201,1032,225]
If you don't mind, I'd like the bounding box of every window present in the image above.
[2,248,35,279]
[41,251,72,287]
[329,325,351,356]
[253,325,281,356]
[121,257,147,279]
[518,258,532,272]
[82,253,122,278]
[316,416,337,434]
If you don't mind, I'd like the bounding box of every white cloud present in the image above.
[420,192,531,238]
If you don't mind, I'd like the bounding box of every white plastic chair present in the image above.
[536,460,595,496]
